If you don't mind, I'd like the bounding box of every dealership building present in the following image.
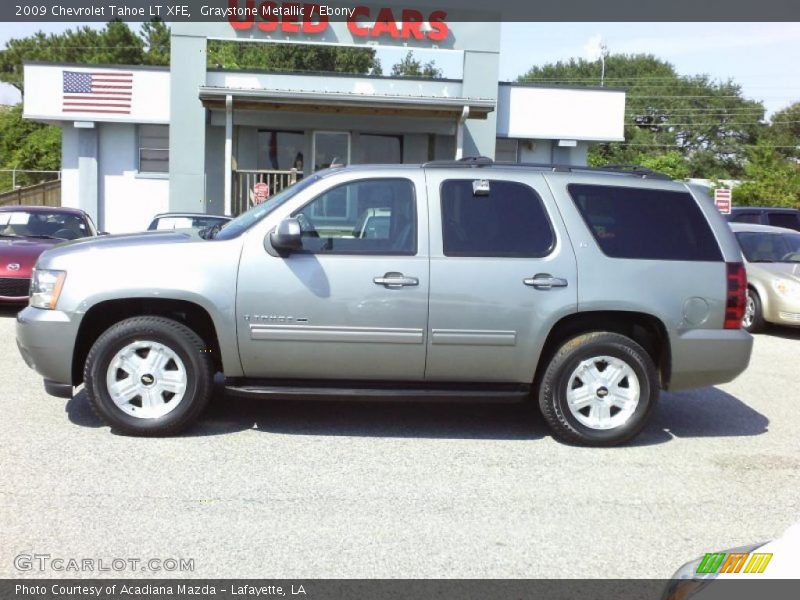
[23,17,625,233]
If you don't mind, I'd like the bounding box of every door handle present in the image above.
[523,274,568,290]
[374,272,419,288]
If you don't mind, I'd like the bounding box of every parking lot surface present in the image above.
[1,309,799,579]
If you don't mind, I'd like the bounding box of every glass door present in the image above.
[312,131,350,172]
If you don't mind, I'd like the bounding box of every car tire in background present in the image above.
[84,316,214,436]
[742,288,766,333]
[538,332,659,447]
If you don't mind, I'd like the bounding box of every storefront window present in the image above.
[257,130,305,172]
[313,131,350,171]
[359,134,402,164]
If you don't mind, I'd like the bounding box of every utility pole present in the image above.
[599,41,609,87]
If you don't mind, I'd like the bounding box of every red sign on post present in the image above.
[253,182,270,204]
[714,188,732,215]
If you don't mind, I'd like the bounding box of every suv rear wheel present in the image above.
[84,316,214,436]
[538,332,658,446]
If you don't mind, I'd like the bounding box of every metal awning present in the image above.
[198,86,494,119]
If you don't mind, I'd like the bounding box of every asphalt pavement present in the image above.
[1,308,799,579]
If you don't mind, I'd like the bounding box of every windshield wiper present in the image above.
[750,259,775,263]
[26,234,61,240]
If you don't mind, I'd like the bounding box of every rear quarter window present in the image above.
[767,212,800,231]
[568,184,723,261]
[731,212,763,224]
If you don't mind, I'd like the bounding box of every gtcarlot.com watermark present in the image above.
[14,553,195,573]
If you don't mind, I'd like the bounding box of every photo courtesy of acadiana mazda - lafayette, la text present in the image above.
[16,159,754,446]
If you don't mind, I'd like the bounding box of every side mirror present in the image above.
[269,218,302,252]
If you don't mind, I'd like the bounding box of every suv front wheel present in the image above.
[84,316,214,436]
[538,332,659,446]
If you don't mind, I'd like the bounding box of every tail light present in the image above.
[725,262,747,329]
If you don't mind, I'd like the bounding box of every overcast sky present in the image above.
[1,22,798,116]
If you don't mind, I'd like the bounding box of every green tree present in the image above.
[519,54,766,178]
[1,22,382,95]
[0,22,148,94]
[0,105,61,192]
[732,141,800,208]
[762,102,800,160]
[390,51,442,78]
[206,41,381,75]
[140,19,171,66]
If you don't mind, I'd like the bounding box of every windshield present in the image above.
[0,210,92,240]
[736,231,800,263]
[214,174,323,240]
[151,216,230,231]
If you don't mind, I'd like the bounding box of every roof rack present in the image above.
[422,157,672,180]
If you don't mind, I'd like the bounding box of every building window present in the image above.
[495,138,519,163]
[139,124,169,173]
[257,130,305,171]
[359,134,403,164]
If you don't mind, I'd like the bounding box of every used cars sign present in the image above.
[227,1,449,42]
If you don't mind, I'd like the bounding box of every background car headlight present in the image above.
[772,278,800,301]
[29,269,66,309]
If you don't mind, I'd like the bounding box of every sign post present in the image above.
[253,181,270,204]
[714,188,732,215]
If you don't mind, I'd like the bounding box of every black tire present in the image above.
[743,288,765,333]
[538,332,659,446]
[84,316,214,436]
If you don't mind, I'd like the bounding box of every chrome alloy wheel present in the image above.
[565,355,641,430]
[105,340,188,419]
[743,293,756,329]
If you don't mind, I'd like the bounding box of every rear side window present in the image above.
[568,184,723,261]
[767,212,800,231]
[441,179,554,257]
[732,212,762,224]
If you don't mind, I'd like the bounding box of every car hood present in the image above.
[746,261,800,282]
[39,231,195,261]
[0,237,64,276]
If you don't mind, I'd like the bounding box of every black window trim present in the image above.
[290,176,418,257]
[439,178,557,259]
[567,182,724,262]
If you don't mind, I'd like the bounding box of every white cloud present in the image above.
[609,23,800,57]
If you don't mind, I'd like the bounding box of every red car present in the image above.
[0,206,98,303]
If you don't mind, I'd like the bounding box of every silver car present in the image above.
[16,161,753,445]
[730,222,800,332]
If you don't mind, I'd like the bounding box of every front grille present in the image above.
[0,277,30,297]
[778,311,800,323]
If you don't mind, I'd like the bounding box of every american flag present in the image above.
[62,70,133,115]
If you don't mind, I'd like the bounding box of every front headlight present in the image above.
[29,269,66,309]
[772,278,800,301]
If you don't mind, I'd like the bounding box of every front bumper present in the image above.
[668,328,754,391]
[763,295,800,327]
[16,306,80,393]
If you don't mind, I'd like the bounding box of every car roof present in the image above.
[730,206,799,213]
[330,159,674,181]
[0,205,87,216]
[152,212,231,219]
[729,222,799,234]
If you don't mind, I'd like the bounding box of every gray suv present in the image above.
[16,160,753,445]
